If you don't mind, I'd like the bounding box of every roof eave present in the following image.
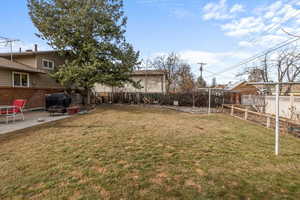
[0,65,47,74]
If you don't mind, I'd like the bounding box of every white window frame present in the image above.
[12,72,30,88]
[42,59,55,70]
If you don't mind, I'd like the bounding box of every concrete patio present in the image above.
[0,110,70,135]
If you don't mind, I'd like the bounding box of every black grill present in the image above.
[45,93,72,112]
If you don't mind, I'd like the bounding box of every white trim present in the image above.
[12,72,30,88]
[42,59,55,70]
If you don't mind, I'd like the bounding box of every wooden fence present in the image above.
[223,104,300,137]
[97,91,236,108]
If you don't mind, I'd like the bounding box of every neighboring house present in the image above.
[0,45,66,109]
[94,70,167,94]
[213,84,227,89]
[225,81,259,95]
[224,81,259,104]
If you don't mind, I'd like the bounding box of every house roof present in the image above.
[132,70,166,76]
[0,57,45,73]
[214,84,227,89]
[224,81,246,91]
[0,50,59,57]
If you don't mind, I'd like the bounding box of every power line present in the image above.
[244,3,300,46]
[206,1,300,81]
[203,69,233,79]
[207,37,300,79]
[281,28,300,38]
[224,0,300,67]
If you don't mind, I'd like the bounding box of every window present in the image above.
[42,59,55,69]
[12,72,29,87]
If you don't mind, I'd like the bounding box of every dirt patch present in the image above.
[185,179,202,192]
[195,168,206,176]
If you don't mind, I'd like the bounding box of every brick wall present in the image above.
[0,87,64,109]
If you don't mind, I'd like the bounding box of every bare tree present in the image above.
[280,48,300,94]
[152,52,181,93]
[177,63,195,93]
[237,53,270,83]
[261,53,270,83]
[196,76,207,88]
[238,46,300,95]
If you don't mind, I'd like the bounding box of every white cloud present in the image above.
[198,0,300,82]
[238,34,287,48]
[221,17,265,37]
[136,0,194,19]
[203,0,300,49]
[230,4,244,14]
[179,50,251,83]
[148,50,251,83]
[202,0,245,21]
[179,50,250,68]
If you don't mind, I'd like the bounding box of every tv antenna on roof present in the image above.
[0,36,20,62]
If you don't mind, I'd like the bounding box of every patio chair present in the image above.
[12,99,27,120]
[0,99,27,123]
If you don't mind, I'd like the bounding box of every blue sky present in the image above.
[1,0,300,83]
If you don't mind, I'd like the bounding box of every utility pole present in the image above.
[198,62,207,79]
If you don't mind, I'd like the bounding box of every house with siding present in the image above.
[94,70,167,95]
[0,45,65,109]
[0,45,167,108]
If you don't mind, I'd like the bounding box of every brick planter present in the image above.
[67,106,80,115]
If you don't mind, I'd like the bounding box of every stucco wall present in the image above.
[94,75,166,94]
[265,96,300,119]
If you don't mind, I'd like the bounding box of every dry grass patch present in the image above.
[0,105,299,199]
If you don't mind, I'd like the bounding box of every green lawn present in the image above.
[0,105,299,199]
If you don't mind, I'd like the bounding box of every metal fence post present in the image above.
[267,117,271,128]
[208,88,211,114]
[245,109,248,120]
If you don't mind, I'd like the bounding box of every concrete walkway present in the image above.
[0,111,70,135]
[118,104,221,114]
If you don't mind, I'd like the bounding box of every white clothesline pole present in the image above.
[275,84,280,156]
[247,82,300,156]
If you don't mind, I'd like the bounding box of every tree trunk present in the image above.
[87,89,91,105]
